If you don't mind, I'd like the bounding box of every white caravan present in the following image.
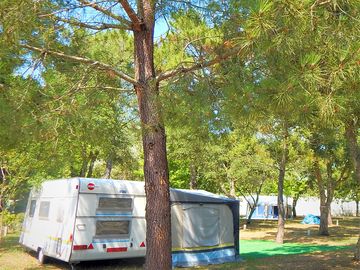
[20,178,239,267]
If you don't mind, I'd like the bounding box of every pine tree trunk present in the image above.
[133,7,171,268]
[276,123,288,244]
[102,153,113,179]
[87,151,98,178]
[292,196,298,218]
[356,200,359,217]
[246,206,257,224]
[319,201,330,236]
[229,177,236,198]
[328,207,333,226]
[79,149,88,177]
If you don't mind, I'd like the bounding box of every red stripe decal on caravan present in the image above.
[107,247,128,253]
[73,245,88,250]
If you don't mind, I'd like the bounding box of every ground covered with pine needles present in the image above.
[0,217,359,270]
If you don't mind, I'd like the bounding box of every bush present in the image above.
[1,211,24,232]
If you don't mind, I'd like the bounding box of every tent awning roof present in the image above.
[170,188,238,204]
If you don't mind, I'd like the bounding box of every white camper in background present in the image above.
[20,178,239,268]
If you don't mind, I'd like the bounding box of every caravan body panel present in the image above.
[70,178,146,262]
[19,179,79,262]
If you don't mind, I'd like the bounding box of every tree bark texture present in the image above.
[229,177,236,198]
[133,5,172,268]
[79,148,88,177]
[314,159,333,236]
[86,150,98,178]
[327,207,333,226]
[246,193,260,224]
[276,123,288,244]
[246,206,257,224]
[102,152,113,179]
[292,196,299,218]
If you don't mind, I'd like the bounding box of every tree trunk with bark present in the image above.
[79,148,88,177]
[314,160,336,236]
[319,202,330,236]
[133,7,171,268]
[292,195,299,218]
[356,200,359,217]
[229,177,236,198]
[327,207,333,226]
[276,123,288,244]
[246,194,261,224]
[87,150,98,178]
[102,152,113,179]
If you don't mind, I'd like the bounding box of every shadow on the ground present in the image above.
[23,252,145,270]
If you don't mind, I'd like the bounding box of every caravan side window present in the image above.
[97,198,132,212]
[39,201,50,219]
[29,200,37,217]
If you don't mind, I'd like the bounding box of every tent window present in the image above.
[39,201,50,219]
[95,220,130,238]
[98,198,132,212]
[29,200,36,217]
[183,207,220,248]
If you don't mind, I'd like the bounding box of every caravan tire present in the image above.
[37,248,47,264]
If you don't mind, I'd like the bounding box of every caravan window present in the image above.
[29,200,36,217]
[95,220,130,238]
[98,198,132,212]
[39,201,50,219]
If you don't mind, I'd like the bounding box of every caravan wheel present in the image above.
[37,248,47,264]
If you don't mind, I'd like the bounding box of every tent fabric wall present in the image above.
[249,203,291,220]
[182,206,220,247]
[170,189,239,267]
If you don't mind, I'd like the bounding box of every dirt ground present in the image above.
[239,217,359,246]
[0,217,359,270]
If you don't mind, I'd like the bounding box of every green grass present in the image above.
[240,239,352,259]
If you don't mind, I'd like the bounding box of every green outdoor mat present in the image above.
[240,240,351,259]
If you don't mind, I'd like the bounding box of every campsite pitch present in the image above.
[0,217,359,269]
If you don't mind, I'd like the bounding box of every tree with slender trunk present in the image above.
[1,1,240,268]
[275,121,288,244]
[310,128,350,236]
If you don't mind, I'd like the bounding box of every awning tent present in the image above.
[170,189,240,267]
[248,201,292,220]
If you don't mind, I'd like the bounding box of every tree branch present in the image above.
[22,44,139,86]
[118,0,142,31]
[78,0,132,27]
[156,48,239,82]
[57,18,131,31]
